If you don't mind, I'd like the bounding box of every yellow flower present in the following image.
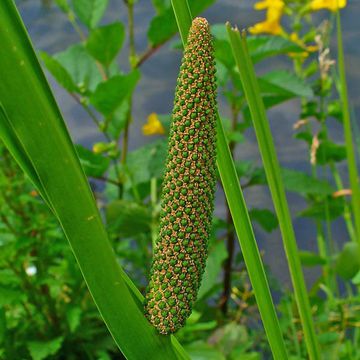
[310,0,346,11]
[249,9,283,35]
[288,32,318,58]
[142,113,165,136]
[254,0,284,10]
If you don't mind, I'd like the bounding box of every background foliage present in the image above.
[1,0,360,359]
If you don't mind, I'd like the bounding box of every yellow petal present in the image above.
[249,19,282,35]
[306,45,319,52]
[142,113,165,136]
[310,0,346,11]
[288,32,318,56]
[266,7,283,22]
[254,0,284,10]
[290,32,300,43]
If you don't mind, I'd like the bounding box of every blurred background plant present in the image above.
[1,0,360,359]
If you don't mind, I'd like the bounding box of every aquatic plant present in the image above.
[144,17,217,334]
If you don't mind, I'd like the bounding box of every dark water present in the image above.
[15,0,360,288]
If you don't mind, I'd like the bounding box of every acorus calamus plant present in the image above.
[144,17,217,335]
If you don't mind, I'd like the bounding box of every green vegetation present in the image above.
[0,0,359,359]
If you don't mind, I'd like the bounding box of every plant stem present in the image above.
[67,14,107,80]
[68,15,86,42]
[121,99,132,168]
[128,2,136,63]
[70,93,123,196]
[91,175,121,186]
[121,1,136,192]
[336,12,360,243]
[69,93,110,140]
[330,163,356,242]
[286,298,302,357]
[316,221,332,292]
[227,26,321,360]
[311,138,330,290]
[136,44,162,68]
[67,7,124,197]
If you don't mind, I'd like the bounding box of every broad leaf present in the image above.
[107,101,129,139]
[259,70,313,98]
[242,94,294,122]
[27,337,63,360]
[299,251,327,267]
[90,71,140,116]
[351,269,360,285]
[40,51,77,92]
[335,242,360,280]
[197,241,227,299]
[0,285,23,306]
[66,306,82,333]
[71,0,108,29]
[184,341,226,360]
[75,144,110,177]
[209,323,249,356]
[86,22,125,67]
[247,35,304,63]
[213,38,234,70]
[235,161,267,186]
[299,197,345,220]
[249,208,278,232]
[151,0,171,14]
[212,27,304,64]
[230,352,260,360]
[316,141,347,165]
[282,168,334,198]
[125,140,167,186]
[106,200,152,237]
[55,44,103,93]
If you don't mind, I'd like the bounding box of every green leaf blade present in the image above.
[0,1,186,358]
[227,24,321,360]
[148,0,215,46]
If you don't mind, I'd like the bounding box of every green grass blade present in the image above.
[0,1,187,359]
[215,117,288,359]
[336,12,360,243]
[171,0,192,45]
[0,104,51,206]
[171,1,288,358]
[226,25,321,360]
